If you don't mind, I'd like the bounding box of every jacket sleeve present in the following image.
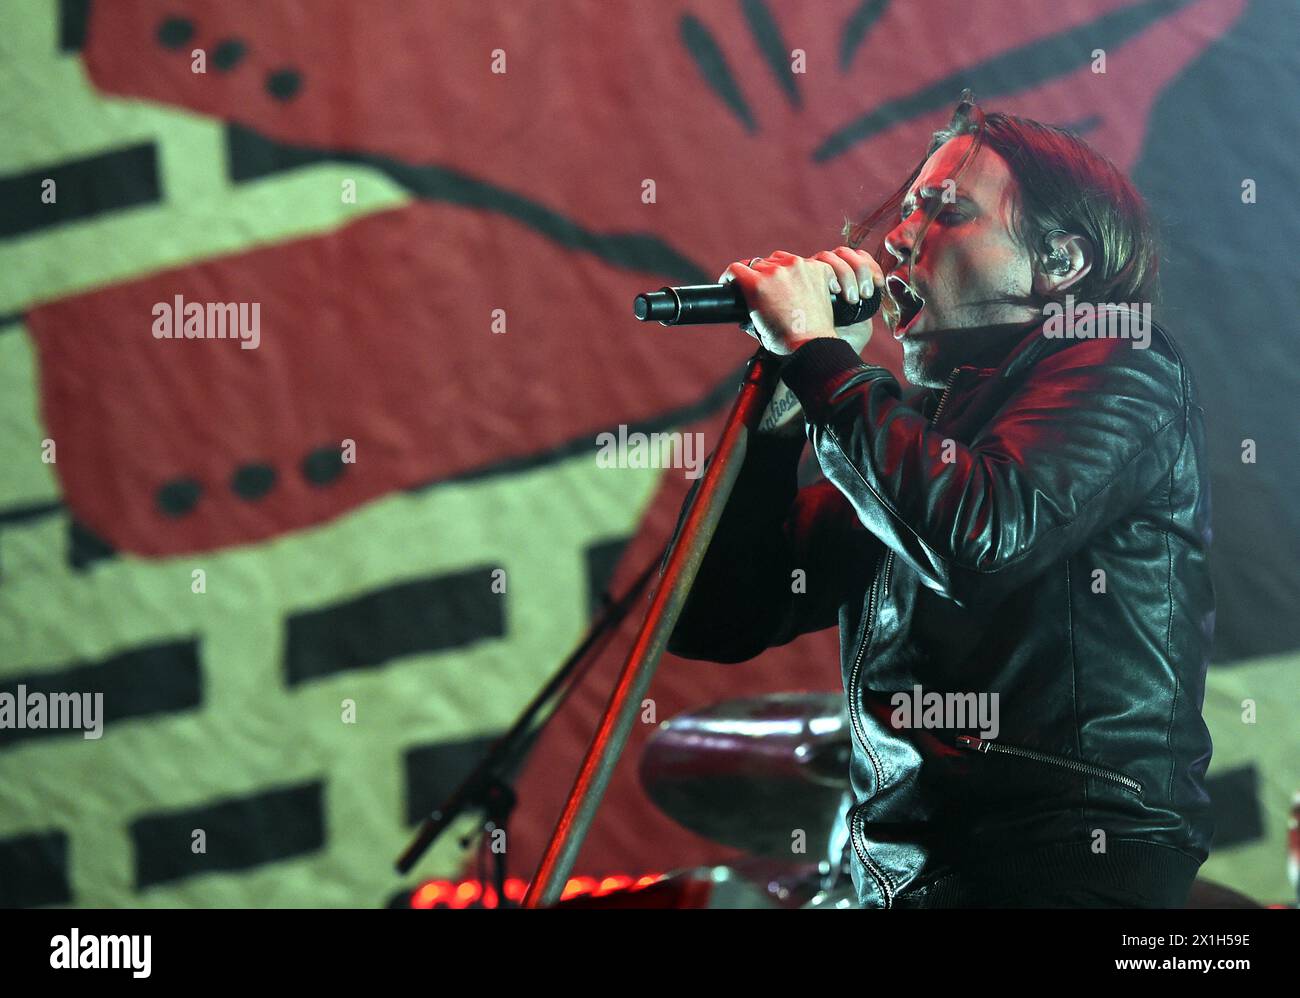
[666,430,883,663]
[778,333,1189,609]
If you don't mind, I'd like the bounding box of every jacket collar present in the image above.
[925,318,1058,422]
[930,312,1180,425]
[939,315,1069,391]
[997,315,1076,381]
[958,306,1177,385]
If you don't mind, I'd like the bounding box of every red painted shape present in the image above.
[28,201,754,555]
[81,0,1244,279]
[54,0,1244,556]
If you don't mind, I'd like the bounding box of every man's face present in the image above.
[883,134,1039,388]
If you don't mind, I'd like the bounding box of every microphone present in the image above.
[634,283,879,327]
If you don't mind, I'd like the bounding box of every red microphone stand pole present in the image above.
[522,348,780,907]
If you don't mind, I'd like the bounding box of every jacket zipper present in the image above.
[845,559,893,904]
[929,365,960,423]
[955,735,1144,796]
[844,366,962,905]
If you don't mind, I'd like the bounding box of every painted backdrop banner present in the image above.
[1,0,1296,906]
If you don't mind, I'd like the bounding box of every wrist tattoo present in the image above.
[759,390,800,432]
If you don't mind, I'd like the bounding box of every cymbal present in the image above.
[639,692,850,857]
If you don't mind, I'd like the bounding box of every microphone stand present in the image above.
[523,348,782,908]
[394,548,665,896]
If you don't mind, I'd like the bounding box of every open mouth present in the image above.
[886,274,925,334]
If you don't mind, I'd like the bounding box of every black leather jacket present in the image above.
[668,317,1215,908]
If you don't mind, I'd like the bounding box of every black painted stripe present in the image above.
[225,126,705,285]
[680,14,757,133]
[0,144,160,238]
[131,782,325,888]
[840,0,890,71]
[742,0,801,109]
[0,499,62,526]
[1205,764,1262,849]
[68,516,116,570]
[0,312,24,330]
[0,639,202,749]
[59,0,92,52]
[403,733,501,825]
[815,0,1191,162]
[585,535,633,618]
[0,830,71,907]
[284,568,506,686]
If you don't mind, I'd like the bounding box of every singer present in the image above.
[668,92,1215,909]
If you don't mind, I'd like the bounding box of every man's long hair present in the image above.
[844,91,1161,329]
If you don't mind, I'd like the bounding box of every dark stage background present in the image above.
[1,0,1296,906]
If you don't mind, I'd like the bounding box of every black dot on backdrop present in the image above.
[266,68,302,101]
[231,463,276,500]
[301,447,345,486]
[157,478,202,517]
[156,18,194,49]
[212,38,247,71]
